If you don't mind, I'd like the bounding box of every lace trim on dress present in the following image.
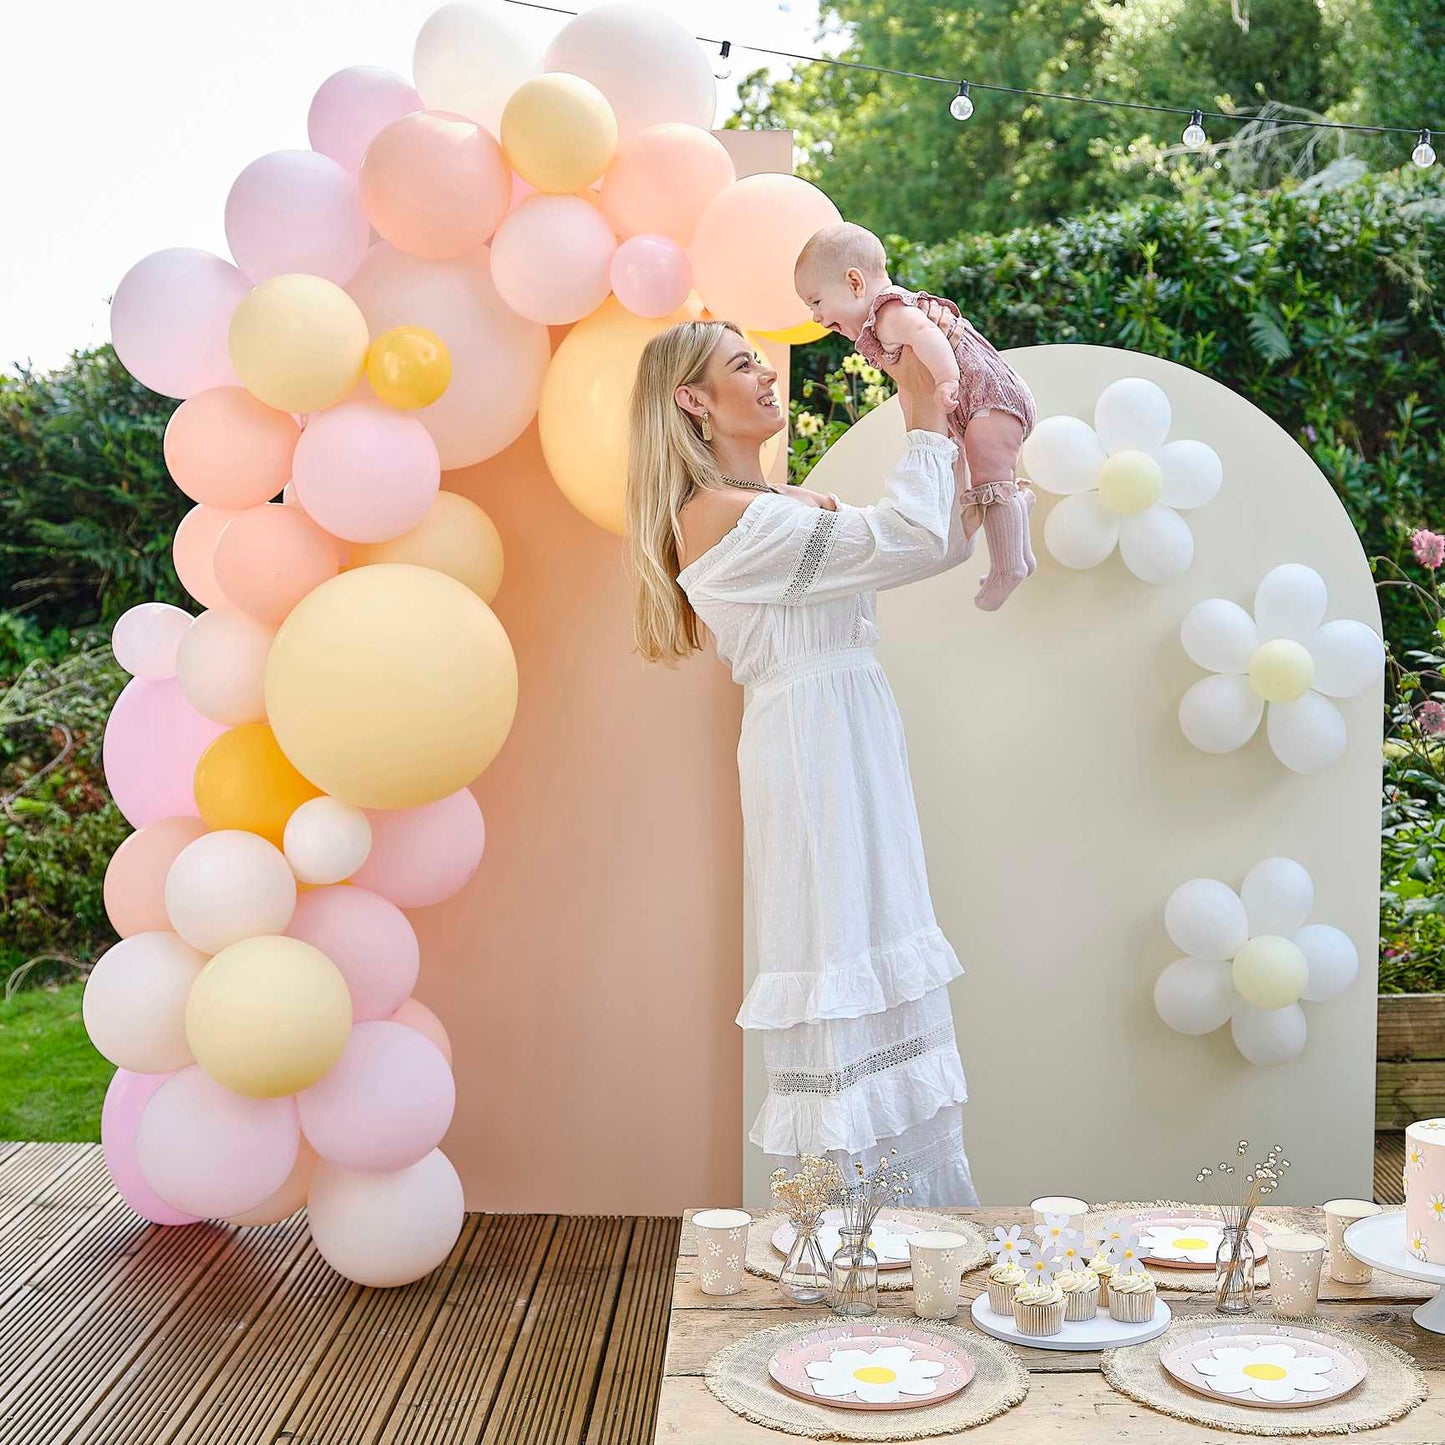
[780,509,840,603]
[766,1020,959,1095]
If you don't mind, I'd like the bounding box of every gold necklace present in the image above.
[719,475,780,494]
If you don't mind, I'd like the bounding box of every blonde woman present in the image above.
[626,315,988,1204]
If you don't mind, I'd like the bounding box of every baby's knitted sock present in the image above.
[970,479,1030,611]
[1019,484,1037,576]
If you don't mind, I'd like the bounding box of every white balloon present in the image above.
[1181,598,1258,674]
[413,2,538,134]
[111,603,193,679]
[1165,878,1249,960]
[165,831,297,954]
[1179,674,1264,754]
[1158,438,1223,510]
[1117,503,1194,583]
[1230,1001,1307,1066]
[1240,857,1314,938]
[1295,923,1360,1002]
[82,931,204,1072]
[1306,619,1385,699]
[1093,377,1171,455]
[1266,692,1347,773]
[284,797,373,885]
[175,608,275,725]
[1154,956,1234,1034]
[1254,563,1327,643]
[1019,415,1106,495]
[1043,491,1119,569]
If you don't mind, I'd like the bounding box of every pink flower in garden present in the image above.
[1412,529,1445,569]
[1418,700,1445,735]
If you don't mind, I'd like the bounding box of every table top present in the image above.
[655,1205,1445,1442]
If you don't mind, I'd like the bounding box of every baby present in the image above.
[794,222,1037,610]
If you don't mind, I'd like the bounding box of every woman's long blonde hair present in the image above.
[626,319,744,665]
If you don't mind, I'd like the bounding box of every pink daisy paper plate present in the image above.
[767,1321,975,1412]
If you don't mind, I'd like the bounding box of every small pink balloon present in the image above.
[389,998,453,1065]
[102,1070,202,1226]
[287,885,420,1022]
[351,789,486,908]
[213,504,343,623]
[309,66,421,176]
[111,248,250,399]
[111,602,194,679]
[173,504,241,611]
[298,1020,454,1172]
[610,234,692,318]
[163,387,300,510]
[491,194,617,325]
[291,401,440,543]
[104,816,208,936]
[103,677,226,828]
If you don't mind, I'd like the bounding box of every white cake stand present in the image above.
[1343,1210,1445,1333]
[969,1292,1171,1351]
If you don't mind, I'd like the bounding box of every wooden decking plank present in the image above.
[0,1146,121,1304]
[380,1213,557,1445]
[1376,1130,1405,1204]
[0,1141,28,1172]
[0,1140,95,1230]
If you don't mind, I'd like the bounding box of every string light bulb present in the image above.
[1413,129,1437,168]
[1182,110,1208,149]
[950,81,974,122]
[714,39,732,81]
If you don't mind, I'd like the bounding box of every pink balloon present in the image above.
[351,789,486,908]
[600,123,736,245]
[225,150,370,286]
[101,1070,202,1226]
[103,677,226,828]
[290,401,440,543]
[163,387,300,510]
[309,66,421,176]
[111,602,194,679]
[490,194,617,325]
[104,816,208,936]
[173,504,240,611]
[389,998,453,1065]
[135,1066,300,1219]
[287,885,420,1022]
[610,234,692,318]
[213,504,343,622]
[298,1021,454,1172]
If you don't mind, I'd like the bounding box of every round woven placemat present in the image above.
[1100,1314,1428,1436]
[705,1317,1029,1441]
[746,1211,989,1292]
[1084,1201,1292,1292]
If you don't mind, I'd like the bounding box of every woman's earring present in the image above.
[700,412,713,442]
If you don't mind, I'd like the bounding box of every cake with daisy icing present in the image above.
[1404,1117,1445,1262]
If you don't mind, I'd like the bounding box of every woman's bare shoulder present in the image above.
[677,486,834,570]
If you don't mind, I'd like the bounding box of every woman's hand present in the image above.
[917,297,962,345]
[889,346,947,436]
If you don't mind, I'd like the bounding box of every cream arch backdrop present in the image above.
[741,344,1382,1209]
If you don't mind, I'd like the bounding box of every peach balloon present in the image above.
[213,503,343,625]
[164,829,297,954]
[348,490,503,603]
[224,1139,318,1226]
[600,123,735,244]
[359,111,509,260]
[690,174,841,333]
[309,66,421,176]
[194,723,322,848]
[490,194,616,325]
[287,884,419,1022]
[389,998,453,1066]
[111,602,193,679]
[163,387,299,509]
[351,788,486,908]
[105,816,208,937]
[173,504,239,611]
[82,931,206,1074]
[175,608,275,726]
[502,73,618,193]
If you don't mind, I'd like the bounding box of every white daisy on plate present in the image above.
[817,1221,912,1264]
[1193,1343,1334,1403]
[988,1224,1032,1263]
[1021,376,1222,584]
[1178,563,1384,774]
[1034,1212,1072,1247]
[1141,1223,1224,1264]
[805,1345,946,1404]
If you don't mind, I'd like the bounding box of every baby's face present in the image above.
[795,265,875,342]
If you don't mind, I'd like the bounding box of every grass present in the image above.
[0,982,107,1141]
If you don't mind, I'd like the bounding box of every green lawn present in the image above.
[0,983,108,1141]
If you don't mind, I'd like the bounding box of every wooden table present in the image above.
[656,1207,1445,1441]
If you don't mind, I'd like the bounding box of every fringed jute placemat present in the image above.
[745,1211,989,1292]
[1101,1314,1428,1436]
[1084,1200,1293,1292]
[705,1318,1029,1441]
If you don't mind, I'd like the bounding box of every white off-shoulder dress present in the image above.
[676,429,980,1205]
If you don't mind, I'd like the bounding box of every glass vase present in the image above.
[1215,1224,1256,1314]
[779,1218,831,1304]
[828,1224,879,1317]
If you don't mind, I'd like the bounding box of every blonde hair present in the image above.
[626,319,745,665]
[795,221,889,285]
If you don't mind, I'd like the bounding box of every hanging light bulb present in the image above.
[714,40,733,81]
[1182,110,1208,149]
[1413,129,1437,168]
[950,81,974,122]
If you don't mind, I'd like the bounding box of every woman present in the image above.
[625,314,986,1204]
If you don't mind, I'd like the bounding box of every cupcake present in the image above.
[1012,1280,1065,1337]
[1088,1250,1116,1308]
[1107,1269,1156,1324]
[986,1260,1026,1314]
[1056,1267,1101,1321]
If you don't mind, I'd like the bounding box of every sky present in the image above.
[2,0,823,373]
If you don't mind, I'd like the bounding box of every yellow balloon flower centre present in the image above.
[1231,935,1309,1009]
[1248,639,1315,702]
[1096,449,1163,515]
[1243,1363,1288,1382]
[853,1366,897,1384]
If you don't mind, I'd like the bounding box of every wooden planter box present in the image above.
[1376,993,1445,1128]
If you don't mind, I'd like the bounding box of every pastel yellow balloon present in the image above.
[348,490,503,603]
[194,722,323,848]
[365,326,452,410]
[502,73,618,193]
[229,274,369,413]
[1096,448,1163,515]
[265,564,517,810]
[1231,934,1309,1010]
[756,319,830,346]
[186,935,351,1098]
[1249,638,1315,703]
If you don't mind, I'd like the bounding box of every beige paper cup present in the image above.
[693,1209,752,1296]
[1323,1198,1382,1283]
[1264,1231,1327,1318]
[1030,1195,1089,1225]
[907,1229,969,1320]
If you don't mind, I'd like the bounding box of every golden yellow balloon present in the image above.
[502,73,618,193]
[348,490,504,603]
[186,936,351,1098]
[365,325,452,410]
[194,723,323,848]
[229,273,369,414]
[756,319,830,346]
[265,563,517,810]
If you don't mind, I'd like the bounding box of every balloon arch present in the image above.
[94,1,836,1286]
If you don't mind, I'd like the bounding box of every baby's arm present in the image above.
[872,302,962,408]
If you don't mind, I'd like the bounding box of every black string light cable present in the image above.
[499,0,1438,166]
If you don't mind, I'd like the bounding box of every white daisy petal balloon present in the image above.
[1193,1343,1334,1403]
[805,1345,946,1403]
[1023,376,1221,583]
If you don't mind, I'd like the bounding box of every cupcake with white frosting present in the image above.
[986,1260,1026,1314]
[1056,1267,1101,1321]
[1106,1269,1156,1323]
[1012,1280,1066,1337]
[1087,1250,1116,1307]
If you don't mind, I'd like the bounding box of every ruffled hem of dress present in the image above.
[747,1046,969,1158]
[735,926,962,1031]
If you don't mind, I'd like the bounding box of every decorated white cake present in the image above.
[1404,1118,1445,1262]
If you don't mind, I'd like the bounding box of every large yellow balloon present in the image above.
[366,325,452,410]
[229,273,369,413]
[502,73,618,193]
[194,723,323,848]
[186,936,351,1098]
[756,320,829,346]
[347,491,504,603]
[265,564,517,809]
